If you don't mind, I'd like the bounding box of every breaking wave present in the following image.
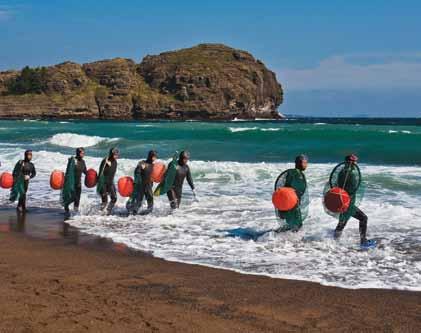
[47,133,119,148]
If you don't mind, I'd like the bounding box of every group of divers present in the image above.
[6,148,376,249]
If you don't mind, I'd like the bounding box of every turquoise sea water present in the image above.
[0,118,420,165]
[1,118,421,290]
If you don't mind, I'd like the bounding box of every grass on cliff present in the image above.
[134,79,176,106]
[1,81,101,106]
[157,45,238,69]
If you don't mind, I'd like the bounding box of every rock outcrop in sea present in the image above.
[0,44,283,120]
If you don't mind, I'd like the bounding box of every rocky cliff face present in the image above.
[0,44,283,120]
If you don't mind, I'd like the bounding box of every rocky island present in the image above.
[0,44,283,120]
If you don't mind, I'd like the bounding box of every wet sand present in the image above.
[1,207,421,332]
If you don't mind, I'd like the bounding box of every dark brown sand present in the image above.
[1,208,421,332]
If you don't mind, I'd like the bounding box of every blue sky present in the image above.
[1,1,420,116]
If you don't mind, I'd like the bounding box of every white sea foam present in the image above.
[261,128,281,132]
[1,148,421,290]
[21,119,49,124]
[229,127,258,133]
[388,130,413,135]
[230,127,281,132]
[47,133,119,148]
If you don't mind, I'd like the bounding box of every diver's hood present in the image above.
[76,147,84,159]
[24,149,32,162]
[295,154,308,170]
[178,151,190,165]
[146,150,157,164]
[345,154,358,163]
[108,148,119,159]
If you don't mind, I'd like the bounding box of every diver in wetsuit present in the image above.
[275,154,308,232]
[63,147,87,214]
[10,150,36,212]
[127,150,157,215]
[97,148,119,214]
[333,154,373,246]
[167,151,195,209]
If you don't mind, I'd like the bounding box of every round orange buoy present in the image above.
[151,162,166,183]
[50,170,65,190]
[324,187,351,213]
[272,187,298,211]
[118,176,134,197]
[0,172,14,189]
[85,168,98,188]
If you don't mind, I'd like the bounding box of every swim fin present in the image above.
[224,228,273,241]
[360,239,377,249]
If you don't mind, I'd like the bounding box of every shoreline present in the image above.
[1,207,421,332]
[0,116,283,122]
[0,117,284,123]
[1,116,421,126]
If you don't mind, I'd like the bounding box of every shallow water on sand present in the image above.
[0,207,141,256]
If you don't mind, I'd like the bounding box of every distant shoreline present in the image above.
[0,116,420,126]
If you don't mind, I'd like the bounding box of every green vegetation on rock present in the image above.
[6,66,48,95]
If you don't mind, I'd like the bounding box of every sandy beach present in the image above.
[0,207,420,332]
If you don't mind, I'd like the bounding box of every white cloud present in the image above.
[280,53,421,91]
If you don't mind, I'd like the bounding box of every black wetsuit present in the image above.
[134,161,154,210]
[167,163,194,209]
[13,160,36,210]
[335,208,368,243]
[98,158,117,211]
[65,157,87,211]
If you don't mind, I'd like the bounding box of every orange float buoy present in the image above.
[272,187,298,211]
[85,168,98,188]
[118,176,134,197]
[151,162,166,183]
[324,187,351,213]
[0,172,14,189]
[50,170,65,190]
